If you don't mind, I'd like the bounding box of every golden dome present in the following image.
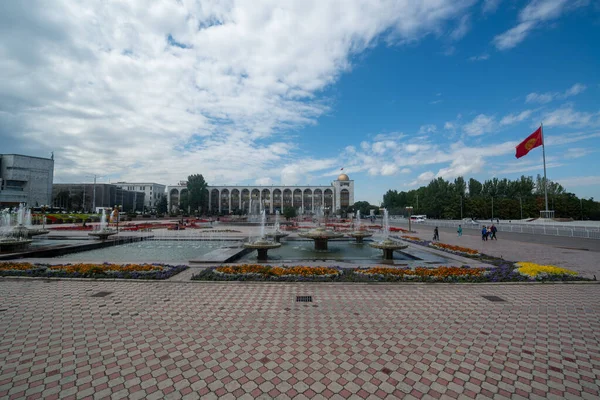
[337,173,349,181]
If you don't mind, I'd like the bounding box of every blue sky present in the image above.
[1,0,599,205]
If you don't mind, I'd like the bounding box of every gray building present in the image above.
[52,183,145,213]
[114,182,166,211]
[0,154,54,207]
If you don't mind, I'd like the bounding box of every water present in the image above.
[355,210,361,230]
[239,240,420,262]
[54,240,239,263]
[382,208,390,240]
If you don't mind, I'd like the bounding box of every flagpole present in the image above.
[541,122,549,214]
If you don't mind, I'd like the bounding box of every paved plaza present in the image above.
[1,278,599,399]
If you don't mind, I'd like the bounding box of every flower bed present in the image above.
[516,262,579,280]
[0,262,187,279]
[192,263,592,283]
[355,266,486,282]
[429,242,480,256]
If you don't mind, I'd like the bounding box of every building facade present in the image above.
[166,174,354,214]
[52,184,145,213]
[114,182,166,210]
[0,154,54,207]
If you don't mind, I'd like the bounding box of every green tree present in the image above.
[156,194,168,214]
[187,174,209,214]
[282,206,297,221]
[352,201,372,216]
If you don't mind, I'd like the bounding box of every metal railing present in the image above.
[392,218,600,240]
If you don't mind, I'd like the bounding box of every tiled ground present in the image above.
[1,279,599,399]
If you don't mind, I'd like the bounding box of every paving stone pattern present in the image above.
[1,280,599,399]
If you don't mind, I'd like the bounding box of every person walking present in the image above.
[490,224,497,240]
[457,225,462,237]
[481,225,487,241]
[433,226,439,241]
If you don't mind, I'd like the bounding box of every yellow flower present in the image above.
[516,262,577,277]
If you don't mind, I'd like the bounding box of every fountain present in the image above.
[266,210,289,243]
[348,210,373,243]
[88,209,118,240]
[243,209,281,261]
[369,209,407,261]
[0,205,34,252]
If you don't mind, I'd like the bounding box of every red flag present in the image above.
[515,126,543,159]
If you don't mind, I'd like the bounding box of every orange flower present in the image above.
[0,262,37,271]
[430,242,479,255]
[216,264,339,277]
[49,263,163,274]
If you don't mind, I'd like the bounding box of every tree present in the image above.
[352,201,372,217]
[156,194,168,214]
[282,206,297,221]
[187,174,209,214]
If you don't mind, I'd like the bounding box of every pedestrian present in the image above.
[433,226,439,241]
[481,225,487,241]
[457,224,462,237]
[490,224,497,240]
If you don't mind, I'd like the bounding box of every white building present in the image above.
[114,182,166,211]
[166,173,354,214]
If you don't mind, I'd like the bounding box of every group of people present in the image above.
[481,224,497,241]
[433,224,498,241]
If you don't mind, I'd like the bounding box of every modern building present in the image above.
[0,154,54,207]
[166,173,355,214]
[114,182,166,211]
[52,183,145,213]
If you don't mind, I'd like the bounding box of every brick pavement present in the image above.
[1,279,599,399]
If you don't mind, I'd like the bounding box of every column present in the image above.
[228,190,232,214]
[218,189,222,214]
[270,189,273,214]
[301,188,304,214]
[208,190,211,212]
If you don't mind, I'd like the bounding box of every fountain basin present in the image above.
[265,231,289,243]
[298,227,345,250]
[370,239,409,261]
[0,239,34,253]
[243,239,282,261]
[348,231,373,243]
[88,230,118,240]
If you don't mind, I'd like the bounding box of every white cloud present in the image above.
[380,164,398,176]
[563,147,595,159]
[541,106,600,128]
[410,171,435,186]
[0,0,479,186]
[493,0,589,50]
[418,124,437,134]
[525,92,555,104]
[450,14,471,41]
[436,155,484,179]
[526,83,587,103]
[482,0,503,14]
[463,114,495,136]
[555,176,600,188]
[255,177,274,185]
[500,110,533,125]
[468,54,490,61]
[564,83,587,97]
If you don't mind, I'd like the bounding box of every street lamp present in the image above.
[406,206,414,232]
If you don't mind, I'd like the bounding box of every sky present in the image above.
[1,0,599,205]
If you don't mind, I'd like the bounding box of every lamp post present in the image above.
[460,196,463,220]
[518,196,523,220]
[406,206,413,232]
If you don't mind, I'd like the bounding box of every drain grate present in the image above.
[91,291,112,297]
[296,296,313,303]
[482,295,506,302]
